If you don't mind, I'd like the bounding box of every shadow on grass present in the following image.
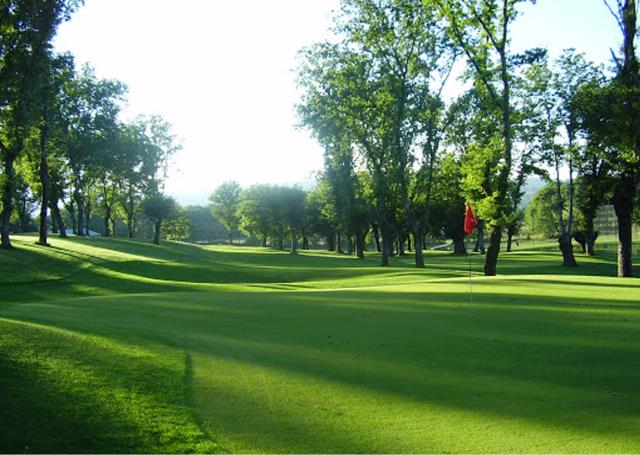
[4,235,636,309]
[5,284,640,452]
[0,318,220,453]
[183,290,640,451]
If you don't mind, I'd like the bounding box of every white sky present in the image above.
[54,0,620,206]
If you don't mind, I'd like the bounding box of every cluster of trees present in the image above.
[3,1,638,279]
[0,0,181,248]
[293,0,639,277]
[206,173,473,257]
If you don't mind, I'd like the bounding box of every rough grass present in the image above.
[0,234,639,453]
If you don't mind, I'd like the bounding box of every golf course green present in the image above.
[1,235,639,453]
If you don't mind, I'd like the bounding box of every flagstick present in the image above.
[467,236,474,318]
[464,202,477,319]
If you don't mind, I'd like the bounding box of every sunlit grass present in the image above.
[0,234,639,453]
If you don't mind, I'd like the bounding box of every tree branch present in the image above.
[603,0,625,32]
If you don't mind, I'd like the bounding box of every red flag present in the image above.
[464,202,478,235]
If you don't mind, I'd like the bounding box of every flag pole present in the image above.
[468,235,473,318]
[464,202,478,318]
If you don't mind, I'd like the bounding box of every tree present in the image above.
[525,181,583,240]
[162,205,190,242]
[435,0,532,275]
[298,0,450,267]
[0,0,82,249]
[428,153,467,254]
[184,205,228,243]
[238,184,277,247]
[582,0,640,277]
[304,180,336,251]
[134,115,181,244]
[522,54,579,266]
[280,186,307,254]
[116,121,150,238]
[32,53,76,245]
[141,193,177,245]
[209,181,241,244]
[57,64,127,237]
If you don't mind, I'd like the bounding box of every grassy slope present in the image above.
[0,234,639,453]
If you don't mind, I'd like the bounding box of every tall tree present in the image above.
[141,193,176,245]
[522,54,578,266]
[602,0,640,277]
[209,180,241,244]
[435,0,531,275]
[0,0,81,249]
[298,0,449,267]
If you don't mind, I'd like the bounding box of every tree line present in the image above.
[0,0,181,248]
[292,0,640,277]
[2,0,638,279]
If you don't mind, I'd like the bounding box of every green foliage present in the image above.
[161,206,190,241]
[429,153,466,241]
[209,181,241,242]
[237,184,279,244]
[524,181,585,239]
[141,193,176,222]
[184,205,228,243]
[297,0,453,263]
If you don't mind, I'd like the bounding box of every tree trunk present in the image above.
[414,229,425,268]
[68,201,77,235]
[0,155,16,249]
[126,183,135,238]
[74,188,85,236]
[615,1,638,277]
[111,217,116,238]
[51,196,66,238]
[372,224,381,252]
[506,224,515,253]
[407,233,412,252]
[558,232,577,267]
[277,228,284,250]
[336,232,343,254]
[302,236,309,250]
[380,225,392,267]
[153,219,161,245]
[84,200,91,236]
[103,204,111,237]
[327,233,335,251]
[290,227,297,254]
[483,225,502,276]
[574,231,587,253]
[347,236,354,255]
[262,235,267,247]
[613,175,635,277]
[554,154,577,266]
[229,230,233,245]
[453,237,466,255]
[38,114,50,246]
[474,221,485,254]
[355,231,365,259]
[398,235,406,256]
[18,194,30,232]
[584,231,597,256]
[127,216,134,238]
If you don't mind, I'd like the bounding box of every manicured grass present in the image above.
[1,234,639,453]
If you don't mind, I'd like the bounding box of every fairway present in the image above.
[1,235,639,453]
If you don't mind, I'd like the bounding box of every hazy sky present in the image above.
[53,0,620,205]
